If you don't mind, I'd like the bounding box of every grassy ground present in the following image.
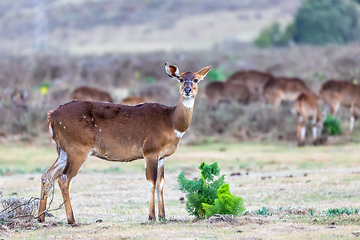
[1,141,360,239]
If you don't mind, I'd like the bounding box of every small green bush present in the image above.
[254,206,273,216]
[322,114,342,135]
[177,162,245,219]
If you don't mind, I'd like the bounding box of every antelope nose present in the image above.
[184,87,191,94]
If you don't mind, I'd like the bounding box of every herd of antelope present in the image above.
[205,70,359,146]
[37,62,359,225]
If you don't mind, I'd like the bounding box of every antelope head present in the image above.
[165,62,211,108]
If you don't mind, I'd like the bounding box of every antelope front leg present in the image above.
[156,158,165,220]
[145,155,159,221]
[349,105,356,133]
[311,118,318,140]
[296,114,306,147]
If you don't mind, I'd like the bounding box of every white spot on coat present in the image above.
[175,130,185,138]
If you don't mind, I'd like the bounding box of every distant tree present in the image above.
[254,22,294,48]
[293,0,360,45]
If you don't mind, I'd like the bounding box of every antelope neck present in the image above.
[172,97,194,133]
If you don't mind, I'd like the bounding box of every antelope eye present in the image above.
[194,79,198,83]
[179,79,184,83]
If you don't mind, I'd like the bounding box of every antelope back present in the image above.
[264,77,310,102]
[121,96,146,105]
[70,86,113,103]
[226,70,274,95]
[319,80,360,107]
[293,93,320,119]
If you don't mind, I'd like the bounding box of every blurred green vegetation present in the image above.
[294,0,360,45]
[255,0,360,47]
[322,114,342,136]
[254,22,295,48]
[206,66,227,82]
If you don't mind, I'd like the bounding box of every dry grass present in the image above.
[1,142,360,239]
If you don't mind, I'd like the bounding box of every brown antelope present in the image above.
[121,96,147,105]
[226,70,274,101]
[263,77,311,106]
[292,93,323,146]
[204,81,252,110]
[38,63,211,225]
[70,86,113,103]
[11,89,29,110]
[319,80,360,133]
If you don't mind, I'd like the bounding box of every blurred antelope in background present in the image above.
[121,96,147,105]
[10,89,29,110]
[38,63,211,225]
[319,79,360,133]
[292,93,323,146]
[263,77,311,106]
[226,70,274,102]
[204,81,252,110]
[70,86,113,103]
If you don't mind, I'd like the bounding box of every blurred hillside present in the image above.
[0,0,302,54]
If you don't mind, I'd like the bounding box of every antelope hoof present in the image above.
[297,142,305,147]
[70,222,79,227]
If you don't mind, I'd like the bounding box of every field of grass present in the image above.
[1,140,360,239]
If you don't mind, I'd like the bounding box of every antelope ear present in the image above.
[196,66,212,82]
[165,62,182,81]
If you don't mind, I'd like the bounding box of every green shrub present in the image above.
[322,114,342,136]
[202,183,245,218]
[177,162,245,219]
